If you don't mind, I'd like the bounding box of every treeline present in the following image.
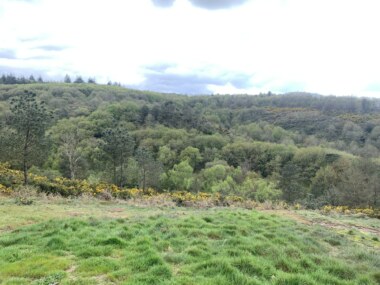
[0,84,379,208]
[0,74,121,86]
[0,74,44,84]
[197,92,380,114]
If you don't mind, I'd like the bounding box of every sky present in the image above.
[0,0,380,97]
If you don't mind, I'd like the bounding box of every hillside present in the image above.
[0,83,380,207]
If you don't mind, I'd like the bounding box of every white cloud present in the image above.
[0,0,379,97]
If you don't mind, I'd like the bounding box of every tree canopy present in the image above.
[0,83,379,207]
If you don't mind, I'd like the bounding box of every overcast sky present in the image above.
[1,0,380,97]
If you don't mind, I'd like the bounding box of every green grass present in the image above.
[0,198,379,284]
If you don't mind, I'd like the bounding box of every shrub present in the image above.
[321,205,380,218]
[97,190,114,201]
[254,180,282,203]
[12,185,38,205]
[0,183,12,195]
[0,163,23,187]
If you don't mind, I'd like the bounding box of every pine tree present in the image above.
[9,91,51,184]
[74,76,84,83]
[136,148,162,191]
[64,74,71,83]
[102,127,134,186]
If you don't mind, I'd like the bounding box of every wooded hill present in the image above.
[0,83,379,208]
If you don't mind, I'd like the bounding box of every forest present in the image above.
[0,80,379,208]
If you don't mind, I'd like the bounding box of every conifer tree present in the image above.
[9,91,51,184]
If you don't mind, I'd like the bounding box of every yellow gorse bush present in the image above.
[0,163,231,205]
[321,205,379,218]
[0,163,24,186]
[2,163,378,213]
[0,183,12,194]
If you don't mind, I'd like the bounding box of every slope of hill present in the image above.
[0,83,379,207]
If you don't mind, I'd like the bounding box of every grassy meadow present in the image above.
[0,196,379,285]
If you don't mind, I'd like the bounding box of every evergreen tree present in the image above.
[64,74,71,83]
[9,91,51,184]
[102,127,134,186]
[74,76,84,83]
[136,148,162,191]
[87,77,96,84]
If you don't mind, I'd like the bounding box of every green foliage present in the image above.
[101,127,134,186]
[211,175,237,194]
[125,157,139,187]
[237,121,297,144]
[8,90,52,184]
[310,158,380,207]
[49,117,91,179]
[1,83,380,207]
[161,160,194,191]
[201,164,228,192]
[158,146,177,170]
[136,148,162,191]
[252,179,282,202]
[179,146,202,169]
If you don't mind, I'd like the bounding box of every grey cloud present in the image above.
[133,72,213,94]
[145,63,173,73]
[0,49,53,60]
[132,64,253,94]
[35,45,67,52]
[0,65,42,75]
[151,0,249,10]
[19,35,49,42]
[188,0,249,10]
[24,55,54,60]
[223,72,252,89]
[0,49,17,59]
[151,0,176,8]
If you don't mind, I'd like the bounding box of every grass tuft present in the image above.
[0,200,379,284]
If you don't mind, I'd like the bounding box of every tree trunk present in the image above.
[23,157,28,185]
[142,168,146,192]
[69,154,75,180]
[113,157,117,185]
[23,129,30,185]
[119,150,124,187]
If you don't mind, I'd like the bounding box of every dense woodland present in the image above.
[0,80,379,208]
